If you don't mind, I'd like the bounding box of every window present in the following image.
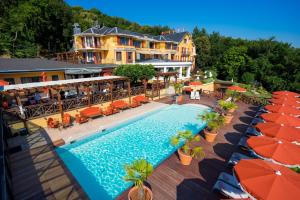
[87,52,94,62]
[127,52,132,61]
[52,75,59,81]
[184,39,187,44]
[120,37,129,46]
[3,78,15,85]
[149,42,155,49]
[166,43,171,49]
[116,52,122,61]
[86,37,94,48]
[21,76,41,84]
[133,40,141,48]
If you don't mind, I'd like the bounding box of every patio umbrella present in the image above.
[264,105,300,115]
[256,122,300,143]
[227,85,247,92]
[272,90,300,97]
[272,94,300,101]
[269,98,300,107]
[234,159,300,200]
[247,136,300,167]
[260,113,300,127]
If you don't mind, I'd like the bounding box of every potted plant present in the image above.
[174,82,183,95]
[170,130,205,165]
[199,112,225,142]
[124,159,154,200]
[218,100,238,124]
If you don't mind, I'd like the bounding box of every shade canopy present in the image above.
[269,98,300,107]
[247,136,300,166]
[189,81,202,86]
[261,113,300,127]
[234,159,300,200]
[227,85,246,92]
[0,80,9,86]
[256,122,300,143]
[272,91,300,97]
[264,105,300,115]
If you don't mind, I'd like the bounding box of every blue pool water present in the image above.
[56,104,209,199]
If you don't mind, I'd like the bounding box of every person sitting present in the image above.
[34,92,41,104]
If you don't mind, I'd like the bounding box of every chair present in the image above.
[75,114,88,124]
[111,100,130,110]
[227,152,252,167]
[133,95,149,104]
[63,113,72,128]
[194,91,200,100]
[212,172,248,199]
[190,91,196,99]
[103,106,120,116]
[80,107,103,118]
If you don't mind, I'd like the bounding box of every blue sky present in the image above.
[66,0,300,47]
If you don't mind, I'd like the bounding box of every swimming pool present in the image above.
[56,104,209,199]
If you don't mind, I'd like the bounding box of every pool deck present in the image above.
[45,101,168,144]
[7,95,258,200]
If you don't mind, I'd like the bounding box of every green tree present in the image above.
[113,64,156,84]
[241,72,255,84]
[222,46,247,81]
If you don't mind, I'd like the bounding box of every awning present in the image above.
[65,68,102,75]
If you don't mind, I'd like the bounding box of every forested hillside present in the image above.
[0,0,171,58]
[0,0,299,91]
[193,27,300,92]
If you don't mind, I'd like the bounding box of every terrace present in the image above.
[1,84,260,199]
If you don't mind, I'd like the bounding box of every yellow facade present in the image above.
[73,28,196,68]
[0,71,65,84]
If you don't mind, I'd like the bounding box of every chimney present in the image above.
[73,23,81,34]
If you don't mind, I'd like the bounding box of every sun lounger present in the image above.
[103,106,120,116]
[245,126,259,137]
[133,95,149,104]
[212,172,248,199]
[227,152,252,167]
[238,137,249,151]
[249,117,263,126]
[130,101,141,108]
[75,114,88,124]
[111,100,130,110]
[80,107,103,118]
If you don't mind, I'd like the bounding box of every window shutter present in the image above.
[81,37,85,48]
[117,37,120,45]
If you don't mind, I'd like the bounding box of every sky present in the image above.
[66,0,300,47]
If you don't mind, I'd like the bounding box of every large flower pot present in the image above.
[204,129,217,143]
[224,114,234,124]
[177,149,192,165]
[128,185,153,200]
